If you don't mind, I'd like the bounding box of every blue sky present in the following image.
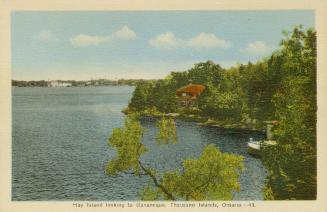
[12,11,314,80]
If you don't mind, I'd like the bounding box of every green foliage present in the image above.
[140,186,160,201]
[160,145,244,200]
[262,26,316,200]
[156,117,178,144]
[262,143,316,200]
[107,116,244,201]
[148,80,180,113]
[137,106,163,117]
[128,81,155,112]
[105,115,147,176]
[128,79,180,113]
[199,87,244,122]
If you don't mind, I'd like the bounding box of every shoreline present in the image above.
[123,108,266,135]
[11,85,136,88]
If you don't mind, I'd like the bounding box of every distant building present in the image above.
[176,84,205,107]
[48,81,72,87]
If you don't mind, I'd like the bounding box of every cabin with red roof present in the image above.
[176,84,205,107]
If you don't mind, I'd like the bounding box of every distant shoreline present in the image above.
[12,79,154,87]
[12,85,135,88]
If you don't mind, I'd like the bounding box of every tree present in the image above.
[106,115,244,200]
[147,79,179,113]
[262,26,316,200]
[128,81,154,112]
[199,85,244,123]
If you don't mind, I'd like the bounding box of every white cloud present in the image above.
[37,30,58,42]
[149,32,231,49]
[113,26,137,40]
[149,32,180,48]
[70,34,110,47]
[70,26,137,47]
[186,33,231,49]
[240,41,276,55]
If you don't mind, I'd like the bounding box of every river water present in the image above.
[12,86,267,201]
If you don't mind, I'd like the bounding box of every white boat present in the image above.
[247,121,278,157]
[247,138,277,156]
[248,140,261,150]
[247,138,262,156]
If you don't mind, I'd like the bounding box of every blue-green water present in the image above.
[12,86,267,201]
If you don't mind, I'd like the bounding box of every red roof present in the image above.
[176,84,205,97]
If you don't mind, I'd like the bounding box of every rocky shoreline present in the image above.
[122,107,265,134]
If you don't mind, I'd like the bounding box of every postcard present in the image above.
[0,0,327,212]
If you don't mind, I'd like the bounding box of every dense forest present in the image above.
[126,26,317,200]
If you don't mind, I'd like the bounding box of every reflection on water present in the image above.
[12,86,267,201]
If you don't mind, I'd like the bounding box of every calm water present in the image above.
[12,86,267,201]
